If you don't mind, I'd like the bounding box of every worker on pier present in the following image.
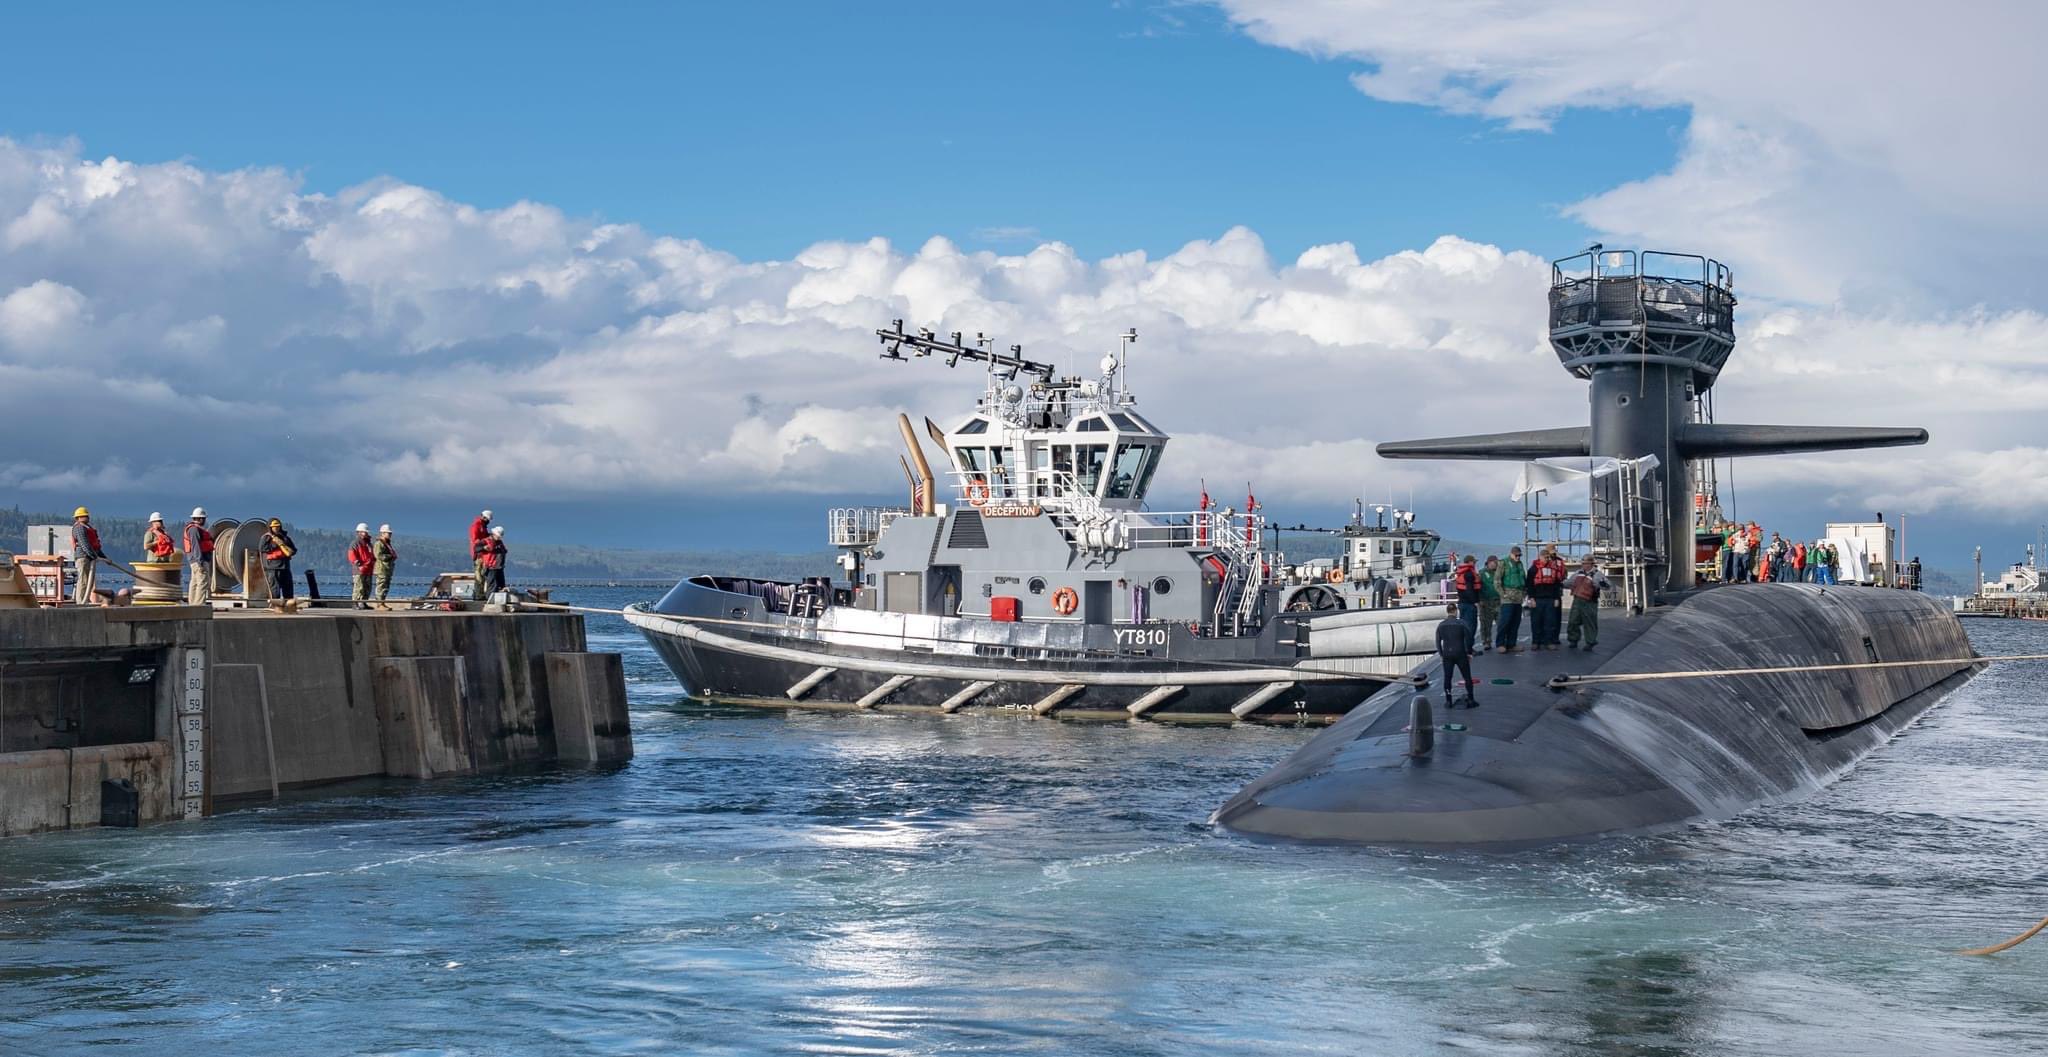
[1478,555,1502,653]
[1565,557,1610,651]
[143,514,177,563]
[1493,546,1526,653]
[480,525,508,596]
[261,518,296,605]
[70,507,110,605]
[1434,604,1478,709]
[374,525,399,604]
[183,508,214,605]
[469,509,493,585]
[346,524,376,609]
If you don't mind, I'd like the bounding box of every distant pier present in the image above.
[0,605,632,838]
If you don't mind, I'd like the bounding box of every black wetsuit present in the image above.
[1435,616,1476,705]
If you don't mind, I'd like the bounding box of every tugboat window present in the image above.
[1152,577,1172,595]
[1076,444,1110,494]
[1134,445,1163,499]
[956,448,987,473]
[1110,412,1141,431]
[1105,444,1152,499]
[1076,415,1110,432]
[1028,577,1047,594]
[955,418,989,435]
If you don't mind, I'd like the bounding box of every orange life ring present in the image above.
[1050,586,1079,615]
[966,478,990,506]
[1326,568,1344,584]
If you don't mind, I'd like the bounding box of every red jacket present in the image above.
[469,517,491,557]
[480,538,506,570]
[144,527,176,559]
[347,538,375,574]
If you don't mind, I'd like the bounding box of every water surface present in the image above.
[3,589,2044,1055]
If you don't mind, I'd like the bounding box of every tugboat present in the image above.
[627,323,1445,721]
[1272,503,1450,613]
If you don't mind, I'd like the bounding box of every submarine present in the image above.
[1213,249,1983,848]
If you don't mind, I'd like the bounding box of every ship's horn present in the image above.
[899,413,937,515]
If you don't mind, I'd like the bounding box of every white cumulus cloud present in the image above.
[0,137,2040,533]
[1210,0,2048,309]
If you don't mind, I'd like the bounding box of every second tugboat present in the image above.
[628,323,1444,721]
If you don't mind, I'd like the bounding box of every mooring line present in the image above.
[1956,915,2048,956]
[1544,653,2048,689]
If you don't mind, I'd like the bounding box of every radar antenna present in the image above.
[876,320,1057,382]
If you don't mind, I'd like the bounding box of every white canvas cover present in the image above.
[1511,455,1663,501]
[1828,536,1873,583]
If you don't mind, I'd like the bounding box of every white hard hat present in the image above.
[481,509,494,520]
[190,506,206,519]
[491,525,505,537]
[379,523,391,533]
[355,523,370,533]
[149,511,163,522]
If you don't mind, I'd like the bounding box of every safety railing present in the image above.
[828,506,913,547]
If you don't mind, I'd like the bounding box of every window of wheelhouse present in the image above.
[987,445,1010,495]
[1076,444,1109,495]
[1133,444,1163,499]
[1105,443,1154,500]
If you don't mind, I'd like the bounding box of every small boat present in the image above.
[629,323,1446,722]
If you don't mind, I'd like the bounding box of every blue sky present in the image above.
[4,3,1676,262]
[0,2,2042,570]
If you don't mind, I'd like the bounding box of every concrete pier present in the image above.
[0,606,632,838]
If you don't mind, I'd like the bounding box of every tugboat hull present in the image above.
[628,578,1426,721]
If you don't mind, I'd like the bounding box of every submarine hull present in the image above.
[1213,585,1981,847]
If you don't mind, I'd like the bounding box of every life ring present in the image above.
[966,478,990,506]
[1050,586,1079,615]
[1326,568,1344,584]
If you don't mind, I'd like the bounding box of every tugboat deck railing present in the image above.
[828,506,914,547]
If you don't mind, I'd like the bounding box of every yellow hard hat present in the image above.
[73,506,89,518]
[269,518,282,528]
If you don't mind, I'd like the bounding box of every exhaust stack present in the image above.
[898,413,937,515]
